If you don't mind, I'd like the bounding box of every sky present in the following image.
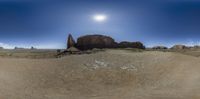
[0,0,200,49]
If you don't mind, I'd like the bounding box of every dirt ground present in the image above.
[0,49,200,99]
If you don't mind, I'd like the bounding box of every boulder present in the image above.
[171,45,187,50]
[194,45,200,49]
[118,41,132,48]
[66,46,80,52]
[31,46,36,50]
[76,34,117,50]
[188,45,200,50]
[14,47,26,50]
[57,49,61,53]
[118,41,145,49]
[152,46,168,49]
[67,34,76,49]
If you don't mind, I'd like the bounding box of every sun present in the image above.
[93,14,107,22]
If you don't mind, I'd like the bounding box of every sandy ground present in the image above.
[0,49,200,99]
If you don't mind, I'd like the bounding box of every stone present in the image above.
[67,34,76,49]
[76,34,117,50]
[171,45,187,50]
[66,46,80,52]
[118,41,145,49]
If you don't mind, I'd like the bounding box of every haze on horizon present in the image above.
[0,0,200,49]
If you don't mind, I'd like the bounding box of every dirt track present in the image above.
[0,49,200,99]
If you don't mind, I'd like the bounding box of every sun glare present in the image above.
[93,14,107,22]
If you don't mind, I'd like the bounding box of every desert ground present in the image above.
[0,49,200,99]
[0,49,59,58]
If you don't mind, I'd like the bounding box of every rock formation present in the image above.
[31,46,36,50]
[118,41,145,49]
[66,46,80,52]
[171,45,187,50]
[67,34,76,49]
[193,45,200,49]
[66,34,145,51]
[118,41,132,48]
[76,34,117,50]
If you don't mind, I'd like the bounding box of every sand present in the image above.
[0,49,200,99]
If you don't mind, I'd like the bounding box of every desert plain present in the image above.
[0,48,200,99]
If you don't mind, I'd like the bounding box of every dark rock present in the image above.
[31,46,36,50]
[67,34,76,49]
[14,47,26,50]
[118,41,145,49]
[193,45,200,49]
[76,34,116,50]
[66,46,80,52]
[66,47,81,54]
[171,45,187,50]
[118,41,132,48]
[57,49,61,53]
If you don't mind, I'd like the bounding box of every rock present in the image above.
[57,49,61,53]
[171,45,187,50]
[188,45,200,50]
[152,46,168,49]
[14,47,26,50]
[118,41,132,48]
[65,47,81,54]
[76,34,117,50]
[194,45,200,49]
[118,41,145,49]
[31,46,36,50]
[67,34,76,49]
[66,46,80,52]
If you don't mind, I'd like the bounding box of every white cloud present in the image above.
[0,42,66,49]
[185,41,200,46]
[0,42,14,49]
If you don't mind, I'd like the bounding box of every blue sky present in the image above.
[0,0,200,48]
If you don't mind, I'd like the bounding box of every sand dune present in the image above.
[0,49,200,99]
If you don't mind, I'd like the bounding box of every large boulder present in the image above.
[171,45,187,50]
[118,41,145,49]
[193,45,200,49]
[66,47,80,52]
[67,34,76,49]
[76,35,117,50]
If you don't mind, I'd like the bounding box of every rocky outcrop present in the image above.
[118,41,132,48]
[152,46,168,49]
[118,41,145,49]
[31,46,36,50]
[66,47,80,52]
[171,45,187,50]
[66,34,145,50]
[67,34,76,49]
[76,35,117,50]
[193,45,200,49]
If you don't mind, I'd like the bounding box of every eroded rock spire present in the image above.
[67,34,76,49]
